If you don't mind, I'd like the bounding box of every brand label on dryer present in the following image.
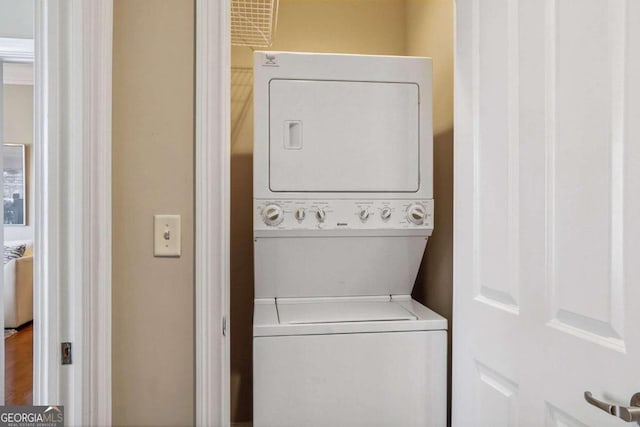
[262,53,279,67]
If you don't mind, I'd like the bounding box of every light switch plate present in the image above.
[154,214,181,257]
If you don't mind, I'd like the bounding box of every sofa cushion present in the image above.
[4,243,26,264]
[5,240,33,257]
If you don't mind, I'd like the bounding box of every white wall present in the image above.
[0,0,34,39]
[2,84,33,241]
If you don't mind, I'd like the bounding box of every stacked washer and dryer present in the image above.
[252,51,447,427]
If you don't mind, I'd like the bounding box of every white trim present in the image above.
[2,63,33,85]
[34,1,112,425]
[195,0,231,426]
[34,0,60,407]
[0,38,34,63]
[80,1,113,425]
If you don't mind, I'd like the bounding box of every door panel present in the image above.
[454,0,640,425]
[475,0,520,313]
[545,403,588,427]
[475,362,519,427]
[548,0,625,346]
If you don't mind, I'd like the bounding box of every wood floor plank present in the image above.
[5,323,33,406]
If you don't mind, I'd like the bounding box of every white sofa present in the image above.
[4,240,33,328]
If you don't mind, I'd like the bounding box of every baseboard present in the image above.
[231,423,252,427]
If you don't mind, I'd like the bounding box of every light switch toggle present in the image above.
[154,214,181,257]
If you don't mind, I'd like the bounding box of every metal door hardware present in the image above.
[61,342,72,365]
[584,391,640,424]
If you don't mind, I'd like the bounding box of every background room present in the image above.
[2,0,35,406]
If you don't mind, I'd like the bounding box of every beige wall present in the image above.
[112,1,195,426]
[230,0,407,422]
[406,0,454,423]
[231,0,407,71]
[2,84,34,241]
[406,0,454,134]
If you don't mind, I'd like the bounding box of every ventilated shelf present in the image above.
[230,67,253,144]
[231,0,280,47]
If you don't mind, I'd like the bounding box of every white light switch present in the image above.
[154,214,181,257]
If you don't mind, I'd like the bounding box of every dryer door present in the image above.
[269,79,420,192]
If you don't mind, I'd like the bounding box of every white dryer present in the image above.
[252,52,447,427]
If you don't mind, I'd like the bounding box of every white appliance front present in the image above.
[254,236,428,298]
[253,297,447,427]
[269,79,420,192]
[253,330,447,427]
[253,51,433,201]
[252,52,444,427]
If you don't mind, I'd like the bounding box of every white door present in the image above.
[453,0,640,426]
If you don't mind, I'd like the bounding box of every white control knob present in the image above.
[294,208,306,221]
[359,208,370,221]
[316,208,326,222]
[407,203,426,225]
[380,207,392,221]
[262,204,284,226]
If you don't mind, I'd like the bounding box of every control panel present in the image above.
[254,199,434,232]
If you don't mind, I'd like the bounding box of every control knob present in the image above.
[294,208,306,221]
[359,208,370,221]
[262,204,284,226]
[380,207,392,221]
[316,208,326,222]
[407,203,427,225]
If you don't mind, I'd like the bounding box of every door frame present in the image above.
[195,0,231,425]
[30,1,112,424]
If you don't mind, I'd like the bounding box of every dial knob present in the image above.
[380,207,392,221]
[262,204,284,226]
[316,208,326,222]
[359,208,370,221]
[294,208,306,221]
[407,203,426,225]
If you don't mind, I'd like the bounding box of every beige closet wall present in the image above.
[230,0,407,422]
[112,1,195,426]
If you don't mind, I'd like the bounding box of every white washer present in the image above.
[254,296,446,427]
[253,52,446,427]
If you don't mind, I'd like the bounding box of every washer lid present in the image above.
[253,296,448,337]
[277,298,417,324]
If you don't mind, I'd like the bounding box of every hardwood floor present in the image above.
[5,323,33,406]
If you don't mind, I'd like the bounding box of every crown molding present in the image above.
[0,37,34,62]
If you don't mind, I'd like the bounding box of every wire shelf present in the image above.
[231,0,280,47]
[230,67,253,145]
